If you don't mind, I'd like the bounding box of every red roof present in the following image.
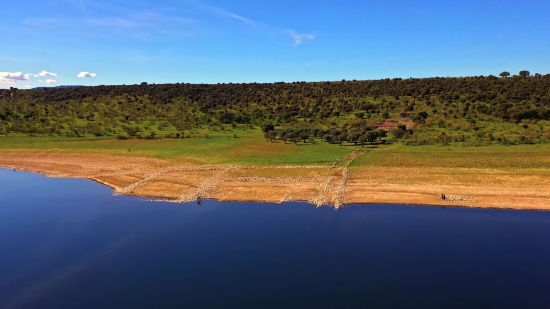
[369,124,397,128]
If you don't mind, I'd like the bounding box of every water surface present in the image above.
[1,169,550,308]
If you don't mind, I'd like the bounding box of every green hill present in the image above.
[2,74,550,146]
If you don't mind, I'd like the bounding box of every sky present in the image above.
[1,0,550,88]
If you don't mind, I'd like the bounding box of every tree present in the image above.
[348,132,360,145]
[519,70,530,78]
[438,132,450,145]
[284,132,298,145]
[414,111,429,124]
[125,126,139,137]
[299,132,309,143]
[499,71,510,78]
[338,133,348,145]
[392,124,408,139]
[365,131,378,144]
[358,136,366,147]
[375,129,387,141]
[391,127,406,138]
[268,131,277,142]
[261,123,275,133]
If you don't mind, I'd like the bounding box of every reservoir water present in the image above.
[1,169,550,308]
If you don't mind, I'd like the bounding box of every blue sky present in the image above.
[1,0,549,88]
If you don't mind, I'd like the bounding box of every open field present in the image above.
[0,129,355,165]
[1,135,550,210]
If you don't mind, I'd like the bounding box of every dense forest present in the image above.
[1,72,550,145]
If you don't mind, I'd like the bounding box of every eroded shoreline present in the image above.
[1,151,550,211]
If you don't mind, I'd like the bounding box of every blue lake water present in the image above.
[1,169,550,308]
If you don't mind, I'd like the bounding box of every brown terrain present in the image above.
[1,150,549,210]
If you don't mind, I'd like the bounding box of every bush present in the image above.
[261,123,275,133]
[145,131,157,140]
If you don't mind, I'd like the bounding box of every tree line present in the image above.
[261,122,406,147]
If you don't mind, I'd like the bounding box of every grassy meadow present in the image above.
[2,125,550,171]
[0,127,357,166]
[352,143,550,169]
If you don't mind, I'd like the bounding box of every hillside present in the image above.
[1,74,550,145]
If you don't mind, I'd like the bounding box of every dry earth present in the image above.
[1,151,549,210]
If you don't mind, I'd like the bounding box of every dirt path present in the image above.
[175,166,237,203]
[334,149,369,208]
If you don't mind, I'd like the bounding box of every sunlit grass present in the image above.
[0,128,356,166]
[352,143,550,170]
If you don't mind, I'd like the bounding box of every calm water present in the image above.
[1,169,550,309]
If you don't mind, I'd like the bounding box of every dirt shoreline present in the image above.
[1,151,549,211]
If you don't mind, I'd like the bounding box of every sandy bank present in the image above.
[1,151,549,211]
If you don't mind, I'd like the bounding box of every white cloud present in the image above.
[34,70,57,77]
[77,72,97,78]
[185,1,257,26]
[0,72,31,84]
[46,79,56,84]
[287,30,315,46]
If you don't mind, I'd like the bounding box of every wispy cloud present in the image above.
[77,72,97,78]
[19,0,315,47]
[0,72,30,84]
[186,0,315,46]
[225,12,256,26]
[0,55,29,62]
[193,1,257,26]
[84,11,193,38]
[210,6,260,26]
[287,30,315,46]
[23,10,195,40]
[206,3,315,46]
[46,79,57,84]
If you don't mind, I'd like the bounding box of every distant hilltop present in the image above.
[31,85,83,90]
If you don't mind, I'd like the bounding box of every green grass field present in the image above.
[2,123,550,169]
[0,128,357,166]
[352,142,550,170]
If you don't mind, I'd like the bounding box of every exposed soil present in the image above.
[1,151,549,210]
